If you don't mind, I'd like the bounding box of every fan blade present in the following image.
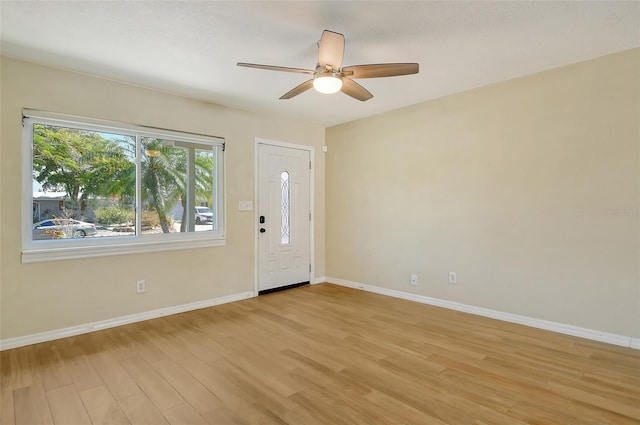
[280,79,314,99]
[318,30,345,70]
[237,62,314,75]
[341,78,373,101]
[342,63,419,79]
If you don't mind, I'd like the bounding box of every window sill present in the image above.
[21,237,226,263]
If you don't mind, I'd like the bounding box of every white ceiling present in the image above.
[1,1,639,127]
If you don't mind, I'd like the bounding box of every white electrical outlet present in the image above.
[448,272,457,284]
[410,274,418,286]
[136,280,146,294]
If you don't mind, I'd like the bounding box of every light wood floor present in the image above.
[1,283,639,425]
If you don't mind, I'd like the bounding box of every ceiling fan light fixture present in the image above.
[313,74,342,94]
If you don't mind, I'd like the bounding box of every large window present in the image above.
[22,110,225,262]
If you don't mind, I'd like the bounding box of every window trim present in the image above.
[22,109,226,263]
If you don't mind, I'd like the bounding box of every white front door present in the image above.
[257,143,311,293]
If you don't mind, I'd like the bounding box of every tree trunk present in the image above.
[158,210,171,233]
[147,170,171,233]
[180,196,187,232]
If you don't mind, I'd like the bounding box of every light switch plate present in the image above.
[238,201,253,211]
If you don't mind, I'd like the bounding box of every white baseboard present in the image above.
[326,277,638,350]
[4,281,636,352]
[0,291,254,351]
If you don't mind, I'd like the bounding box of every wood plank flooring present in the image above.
[1,283,639,424]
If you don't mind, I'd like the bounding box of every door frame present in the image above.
[254,138,315,296]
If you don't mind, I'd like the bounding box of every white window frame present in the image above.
[22,109,226,263]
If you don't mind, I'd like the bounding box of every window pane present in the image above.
[141,138,185,234]
[141,138,216,234]
[281,170,290,245]
[31,124,135,240]
[194,148,216,232]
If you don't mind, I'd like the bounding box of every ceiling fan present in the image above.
[237,30,419,101]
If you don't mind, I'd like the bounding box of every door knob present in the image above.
[259,215,265,224]
[260,228,266,233]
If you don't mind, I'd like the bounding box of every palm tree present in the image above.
[185,152,214,229]
[141,139,182,233]
[141,138,214,233]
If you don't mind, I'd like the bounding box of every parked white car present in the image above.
[32,218,97,240]
[195,206,213,224]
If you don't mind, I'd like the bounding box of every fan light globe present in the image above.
[313,75,342,94]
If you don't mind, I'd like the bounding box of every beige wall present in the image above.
[2,49,638,343]
[326,49,640,338]
[0,57,325,340]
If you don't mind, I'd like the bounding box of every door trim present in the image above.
[254,138,315,296]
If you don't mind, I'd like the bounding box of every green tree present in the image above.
[32,125,135,216]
